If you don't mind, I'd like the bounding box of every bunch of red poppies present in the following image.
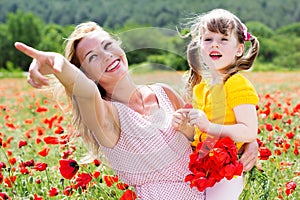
[185,136,243,192]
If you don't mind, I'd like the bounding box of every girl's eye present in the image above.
[104,42,112,49]
[221,38,228,41]
[204,38,212,41]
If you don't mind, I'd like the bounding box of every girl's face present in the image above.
[76,30,128,87]
[200,30,244,72]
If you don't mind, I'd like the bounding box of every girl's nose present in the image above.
[212,43,219,48]
[211,40,220,48]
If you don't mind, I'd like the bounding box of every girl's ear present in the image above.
[236,43,245,57]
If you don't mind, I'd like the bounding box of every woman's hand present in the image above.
[172,109,189,131]
[15,42,65,88]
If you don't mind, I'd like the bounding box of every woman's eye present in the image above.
[221,38,228,41]
[88,54,97,63]
[104,42,112,49]
[204,38,212,41]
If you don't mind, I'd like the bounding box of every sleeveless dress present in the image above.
[97,85,205,200]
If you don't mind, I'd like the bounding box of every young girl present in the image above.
[172,9,260,199]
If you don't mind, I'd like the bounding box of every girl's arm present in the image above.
[189,104,257,143]
[15,42,119,147]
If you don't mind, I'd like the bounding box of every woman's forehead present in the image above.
[76,30,111,62]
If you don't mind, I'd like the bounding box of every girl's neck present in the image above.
[208,68,225,84]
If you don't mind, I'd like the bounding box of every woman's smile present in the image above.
[105,59,121,72]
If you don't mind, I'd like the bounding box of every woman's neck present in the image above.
[105,74,139,104]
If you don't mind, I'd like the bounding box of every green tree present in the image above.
[246,21,274,38]
[0,23,11,68]
[7,10,43,70]
[37,24,66,53]
[276,22,300,37]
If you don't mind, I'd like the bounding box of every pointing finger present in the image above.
[14,42,41,59]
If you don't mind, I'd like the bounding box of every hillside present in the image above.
[0,0,299,29]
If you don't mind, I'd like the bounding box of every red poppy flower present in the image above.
[62,149,74,159]
[63,186,73,196]
[0,162,6,169]
[0,173,3,184]
[120,189,137,200]
[103,175,119,187]
[277,186,283,199]
[43,115,57,129]
[36,138,42,144]
[4,176,16,188]
[7,149,13,156]
[24,129,33,139]
[258,146,272,160]
[93,159,101,167]
[36,106,48,113]
[54,125,64,134]
[24,119,33,124]
[48,187,59,197]
[33,162,47,171]
[36,127,45,136]
[0,192,11,200]
[43,136,59,145]
[294,145,299,156]
[285,180,296,196]
[33,194,43,200]
[265,123,273,131]
[285,131,295,139]
[18,140,28,148]
[59,159,79,180]
[9,157,17,165]
[5,122,18,130]
[185,136,243,192]
[20,166,29,174]
[74,173,92,190]
[116,182,129,190]
[93,171,101,179]
[38,146,50,157]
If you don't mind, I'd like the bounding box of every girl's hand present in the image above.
[14,42,65,88]
[188,109,210,133]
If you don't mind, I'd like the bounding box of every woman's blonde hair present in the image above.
[63,22,110,162]
[183,9,259,102]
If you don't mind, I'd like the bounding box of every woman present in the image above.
[15,21,257,199]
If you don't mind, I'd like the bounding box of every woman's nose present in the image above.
[103,51,113,62]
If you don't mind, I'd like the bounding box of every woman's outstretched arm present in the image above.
[15,42,119,147]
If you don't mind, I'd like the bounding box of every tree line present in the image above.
[1,0,299,30]
[0,10,300,72]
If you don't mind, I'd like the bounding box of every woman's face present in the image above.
[199,30,244,72]
[76,30,128,87]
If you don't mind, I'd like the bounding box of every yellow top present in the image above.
[191,73,259,150]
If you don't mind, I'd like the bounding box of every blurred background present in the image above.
[0,0,299,75]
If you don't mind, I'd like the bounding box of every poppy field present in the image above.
[0,71,299,200]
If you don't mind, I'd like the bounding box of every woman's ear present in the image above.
[236,43,245,57]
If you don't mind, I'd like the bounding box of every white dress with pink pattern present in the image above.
[98,85,205,200]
